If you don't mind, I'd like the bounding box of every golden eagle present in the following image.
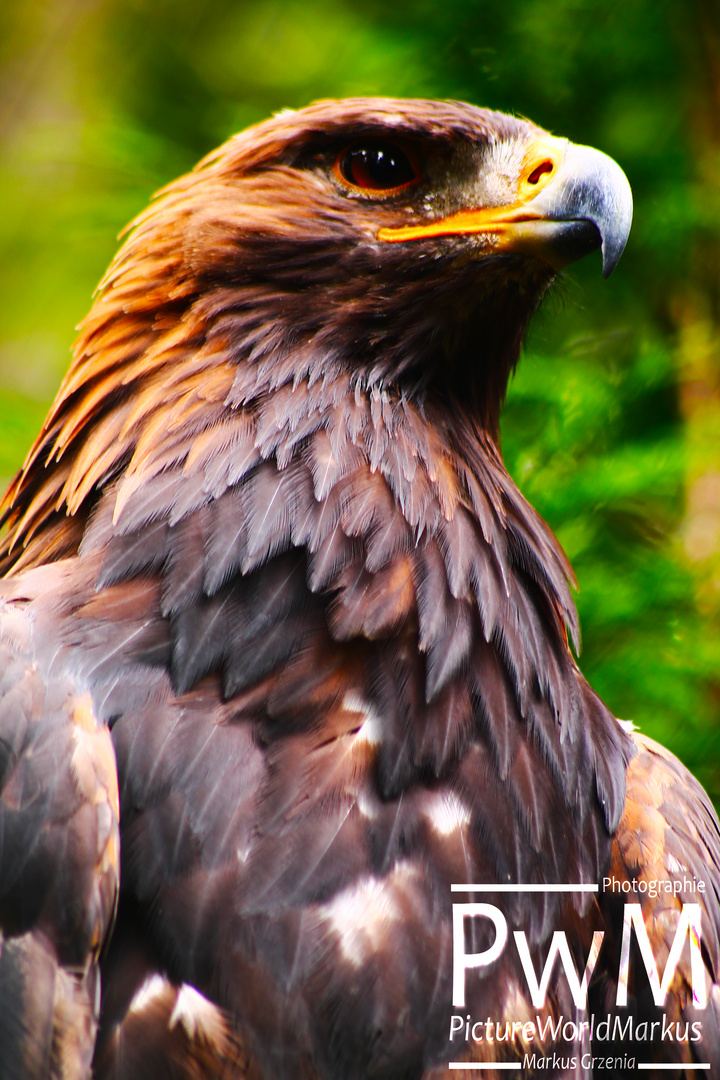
[0,98,717,1079]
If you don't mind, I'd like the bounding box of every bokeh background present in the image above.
[1,0,719,798]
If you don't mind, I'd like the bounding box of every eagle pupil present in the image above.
[341,143,416,191]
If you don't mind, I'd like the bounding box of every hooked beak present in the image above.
[378,137,633,278]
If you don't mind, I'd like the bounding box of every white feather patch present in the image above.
[128,974,169,1015]
[323,863,418,967]
[422,789,471,836]
[356,790,380,820]
[343,690,382,746]
[169,983,227,1046]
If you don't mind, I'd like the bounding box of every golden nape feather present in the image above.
[0,98,717,1080]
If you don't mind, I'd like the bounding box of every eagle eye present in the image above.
[335,142,419,194]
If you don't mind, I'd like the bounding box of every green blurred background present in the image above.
[1,0,719,798]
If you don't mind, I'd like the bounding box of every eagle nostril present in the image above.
[527,160,554,185]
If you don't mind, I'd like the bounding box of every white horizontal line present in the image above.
[450,1060,710,1071]
[449,1065,521,1071]
[451,884,599,893]
[637,1066,709,1071]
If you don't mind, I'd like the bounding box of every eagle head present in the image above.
[0,99,631,574]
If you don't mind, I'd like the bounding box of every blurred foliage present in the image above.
[1,0,719,796]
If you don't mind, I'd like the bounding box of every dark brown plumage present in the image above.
[0,97,717,1079]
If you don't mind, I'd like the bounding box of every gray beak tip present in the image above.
[567,144,633,278]
[599,173,634,277]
